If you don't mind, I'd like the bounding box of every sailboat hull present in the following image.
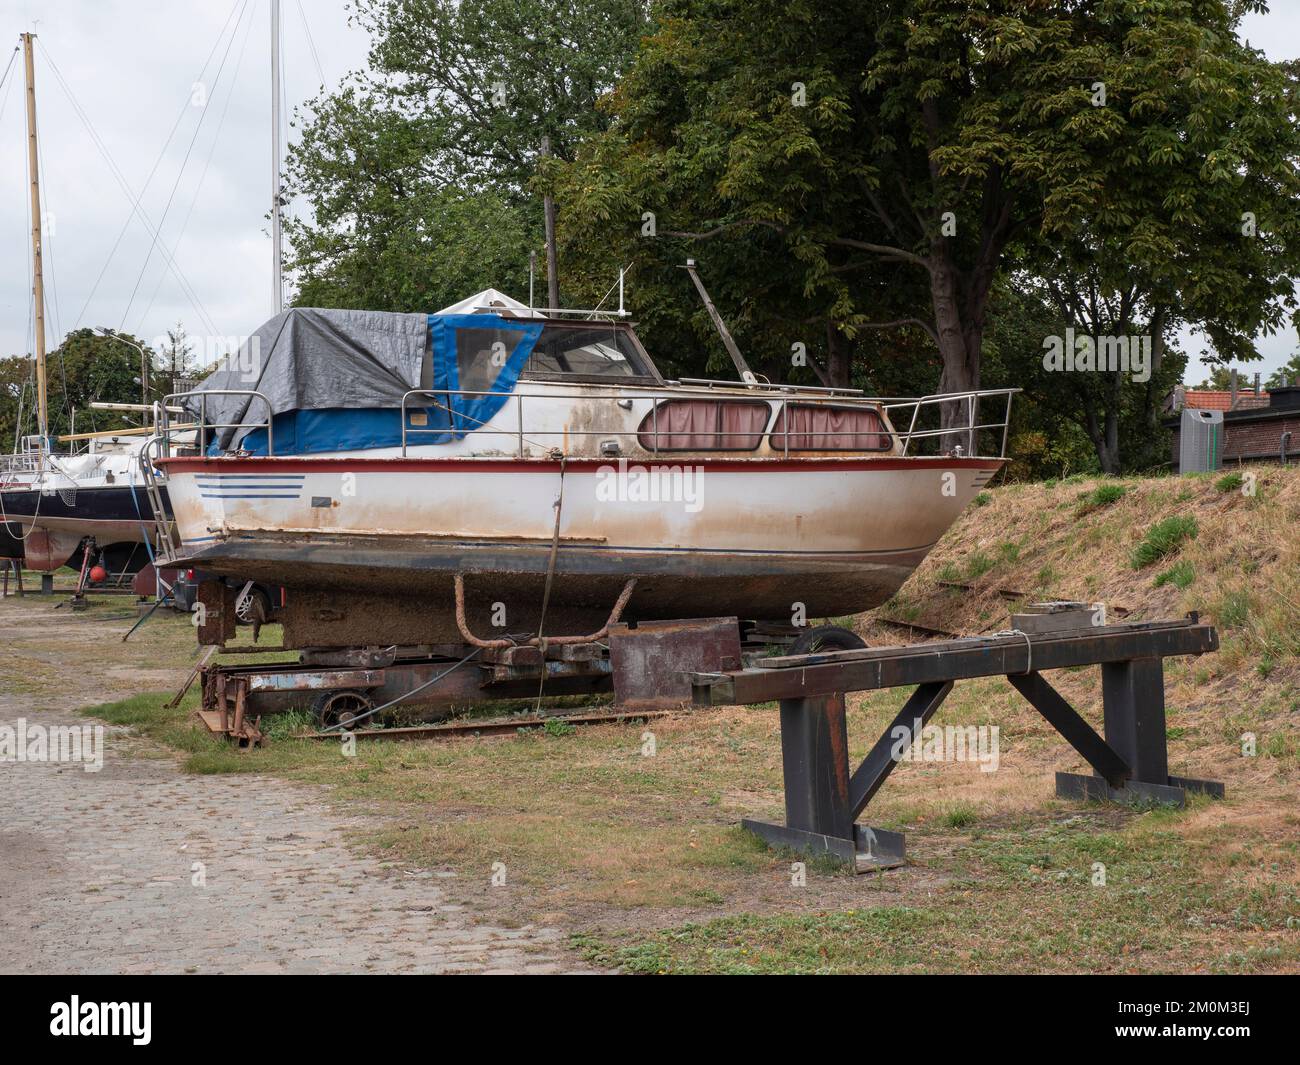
[0,485,168,572]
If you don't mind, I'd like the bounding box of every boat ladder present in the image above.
[139,436,180,566]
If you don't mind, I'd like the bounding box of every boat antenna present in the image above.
[680,259,756,385]
[585,265,631,319]
[21,32,49,445]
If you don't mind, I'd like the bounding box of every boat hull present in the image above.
[162,454,1000,624]
[0,485,169,572]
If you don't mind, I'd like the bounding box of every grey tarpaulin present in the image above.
[184,308,430,449]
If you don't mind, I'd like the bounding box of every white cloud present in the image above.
[0,0,368,363]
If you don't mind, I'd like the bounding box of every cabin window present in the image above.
[769,405,892,451]
[523,324,647,378]
[637,400,770,451]
[451,327,532,395]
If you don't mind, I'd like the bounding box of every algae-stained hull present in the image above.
[160,453,1001,621]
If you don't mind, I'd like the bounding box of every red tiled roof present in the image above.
[1184,390,1270,410]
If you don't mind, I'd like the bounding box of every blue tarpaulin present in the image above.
[426,314,543,443]
[225,313,542,456]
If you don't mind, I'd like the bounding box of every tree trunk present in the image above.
[929,252,980,449]
[825,322,852,390]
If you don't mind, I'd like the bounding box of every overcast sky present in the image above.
[0,1,1296,384]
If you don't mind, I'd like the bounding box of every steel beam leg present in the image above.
[742,691,908,873]
[1054,656,1223,807]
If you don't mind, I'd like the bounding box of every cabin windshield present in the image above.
[523,323,651,379]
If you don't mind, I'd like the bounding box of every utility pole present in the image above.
[541,135,560,311]
[22,32,48,444]
[270,0,284,313]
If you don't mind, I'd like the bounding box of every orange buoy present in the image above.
[89,565,108,584]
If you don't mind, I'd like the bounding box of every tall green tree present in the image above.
[283,0,649,311]
[0,329,159,447]
[557,0,1300,435]
[1265,352,1300,388]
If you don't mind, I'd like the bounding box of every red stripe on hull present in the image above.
[157,455,1005,474]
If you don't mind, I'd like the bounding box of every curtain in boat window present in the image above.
[637,399,770,450]
[769,405,891,450]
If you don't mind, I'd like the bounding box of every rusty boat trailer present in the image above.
[192,574,753,746]
[690,614,1223,873]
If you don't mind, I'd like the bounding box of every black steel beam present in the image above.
[1007,672,1131,787]
[779,693,853,840]
[691,620,1216,705]
[847,681,952,818]
[1101,657,1169,784]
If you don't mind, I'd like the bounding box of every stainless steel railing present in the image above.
[151,390,276,460]
[883,389,1018,457]
[400,386,1018,459]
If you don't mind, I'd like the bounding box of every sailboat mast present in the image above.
[270,0,283,313]
[21,32,48,444]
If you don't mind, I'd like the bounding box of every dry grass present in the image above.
[38,465,1300,971]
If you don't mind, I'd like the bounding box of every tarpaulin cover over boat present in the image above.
[187,308,543,455]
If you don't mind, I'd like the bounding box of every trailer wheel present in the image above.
[788,625,866,655]
[234,586,271,626]
[313,689,375,730]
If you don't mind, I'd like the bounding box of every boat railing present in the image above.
[400,386,1018,459]
[0,450,44,479]
[882,389,1018,457]
[151,390,276,460]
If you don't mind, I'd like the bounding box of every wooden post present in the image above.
[22,33,48,444]
[541,135,560,311]
[1100,656,1168,785]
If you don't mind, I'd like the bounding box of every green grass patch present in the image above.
[1131,516,1198,569]
[1215,472,1244,494]
[942,804,979,829]
[1216,588,1252,629]
[1077,482,1128,515]
[1154,560,1195,589]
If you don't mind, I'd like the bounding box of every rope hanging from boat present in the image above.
[532,451,568,709]
[535,450,567,655]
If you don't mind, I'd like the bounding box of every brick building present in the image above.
[1167,386,1300,471]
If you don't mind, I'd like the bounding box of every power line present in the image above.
[295,0,326,87]
[37,41,221,338]
[73,0,245,333]
[137,0,259,333]
[121,0,251,329]
[0,44,18,100]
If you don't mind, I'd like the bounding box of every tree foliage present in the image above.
[283,0,649,311]
[558,0,1300,444]
[276,0,1300,474]
[0,329,160,447]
